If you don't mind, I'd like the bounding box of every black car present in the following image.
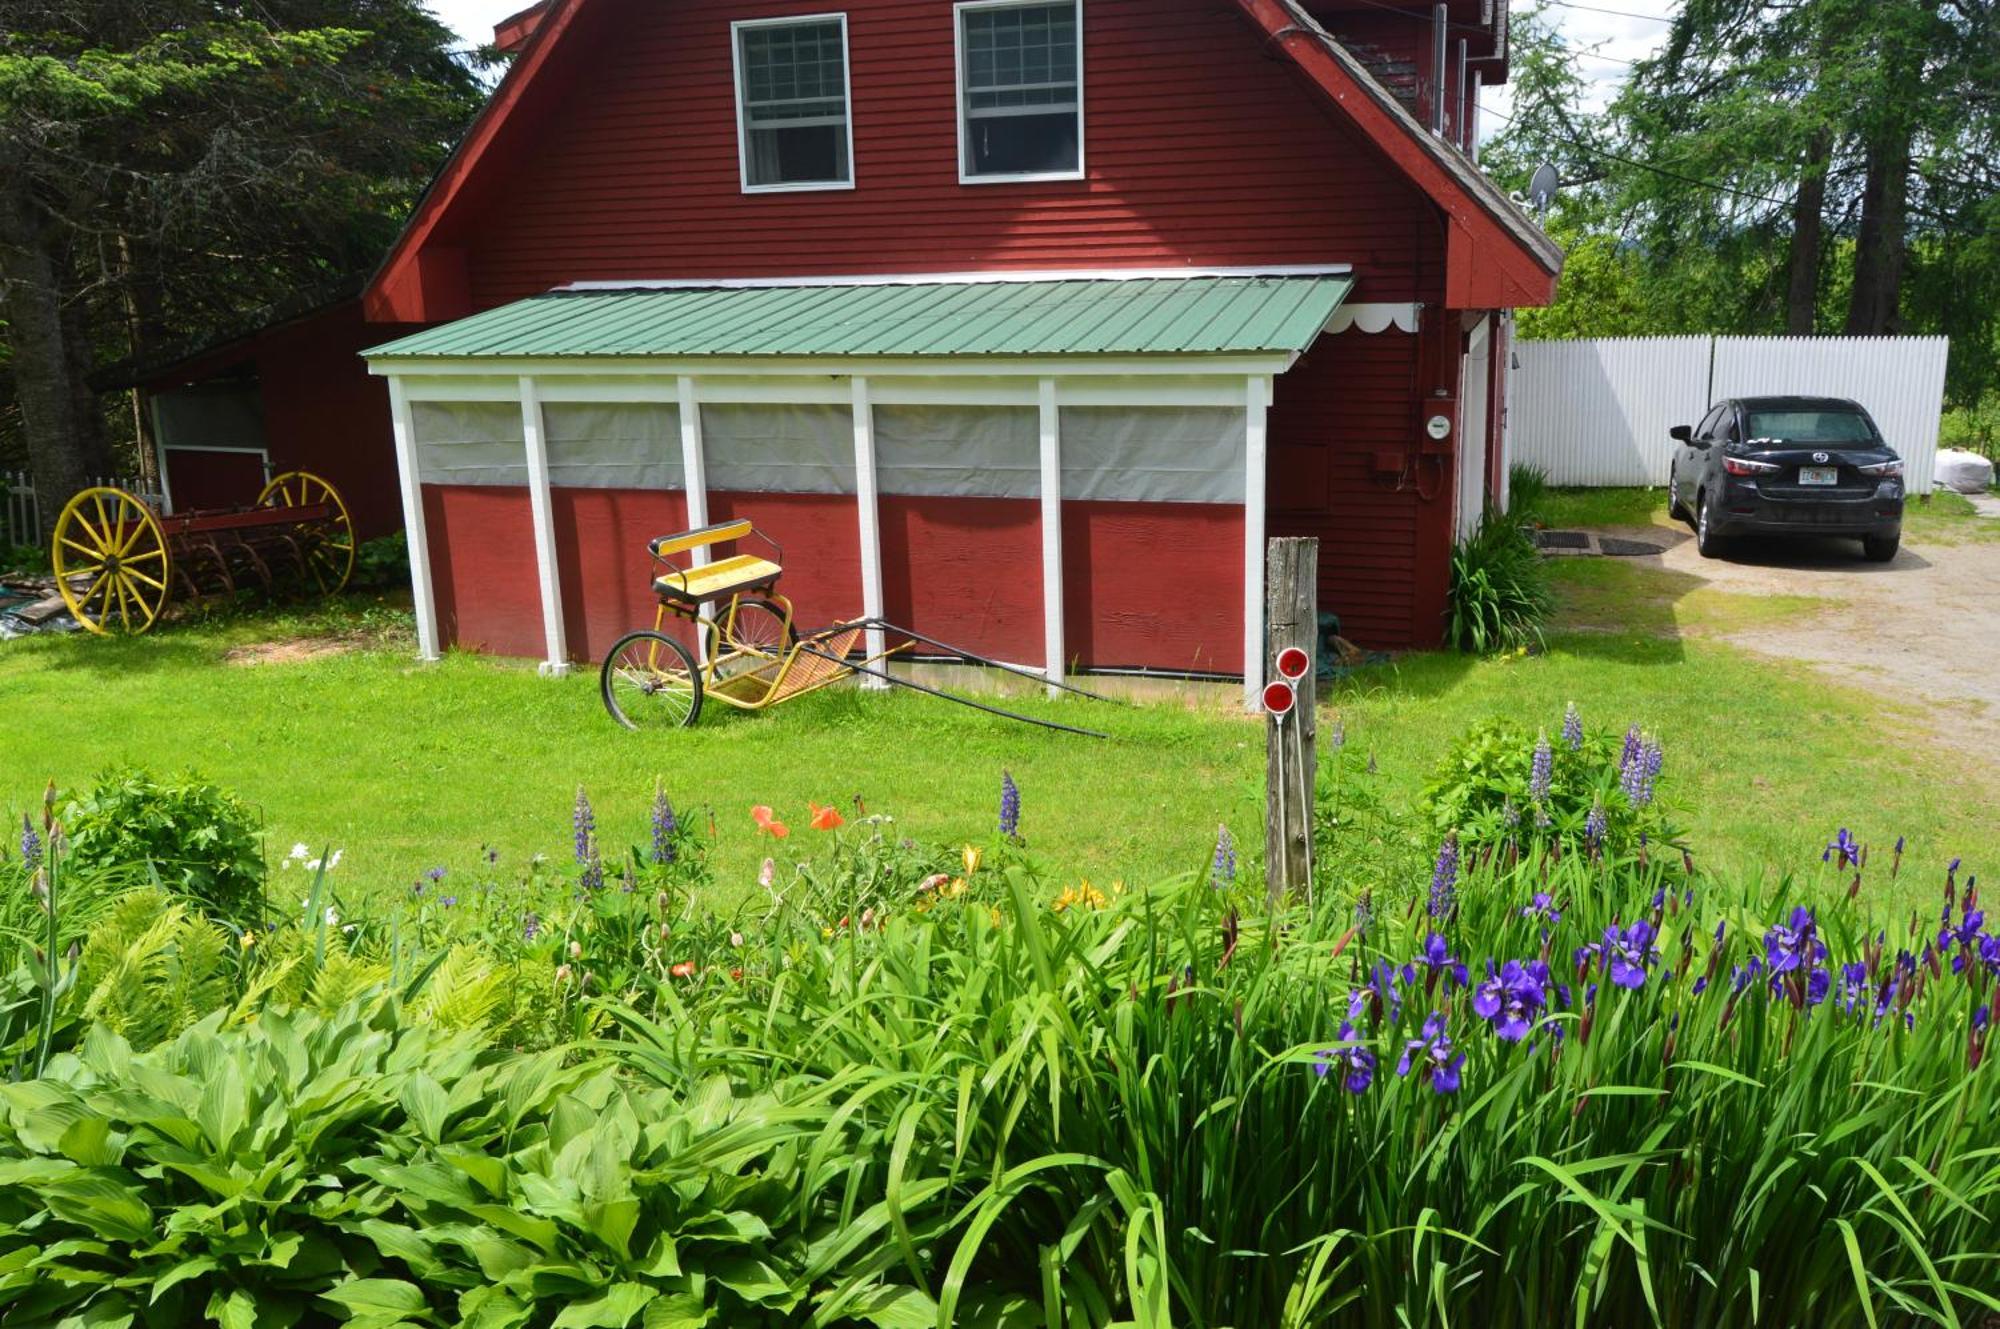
[1667,395,1905,561]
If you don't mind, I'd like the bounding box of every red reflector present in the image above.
[1262,680,1296,716]
[1274,645,1310,681]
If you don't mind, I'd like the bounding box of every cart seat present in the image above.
[653,554,782,607]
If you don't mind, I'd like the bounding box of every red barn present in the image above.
[356,0,1558,703]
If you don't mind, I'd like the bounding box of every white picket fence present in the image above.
[1508,335,1950,495]
[1,471,157,549]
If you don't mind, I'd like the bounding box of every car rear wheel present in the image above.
[1862,534,1899,563]
[1695,492,1725,559]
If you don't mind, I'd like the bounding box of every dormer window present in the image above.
[732,14,854,192]
[956,0,1083,183]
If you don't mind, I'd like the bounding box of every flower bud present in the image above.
[568,940,583,960]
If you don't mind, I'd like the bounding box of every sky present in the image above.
[418,0,1681,138]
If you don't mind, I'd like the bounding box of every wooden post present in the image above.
[1264,536,1318,904]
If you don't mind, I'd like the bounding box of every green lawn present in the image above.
[3,590,1992,906]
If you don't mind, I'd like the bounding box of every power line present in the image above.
[1542,0,1679,23]
[1482,103,1793,207]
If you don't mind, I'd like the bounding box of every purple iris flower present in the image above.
[1603,920,1657,989]
[1522,892,1561,924]
[1418,931,1469,989]
[1764,907,1826,976]
[1824,828,1860,868]
[1837,962,1869,1014]
[1472,959,1549,1042]
[1397,1012,1464,1094]
[1314,1021,1376,1093]
[1349,960,1405,1024]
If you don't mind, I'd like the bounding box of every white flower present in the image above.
[323,906,340,927]
[289,844,310,861]
[328,849,343,869]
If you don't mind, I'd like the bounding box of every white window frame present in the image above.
[954,0,1085,185]
[731,12,856,195]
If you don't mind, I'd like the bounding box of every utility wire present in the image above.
[1541,0,1679,23]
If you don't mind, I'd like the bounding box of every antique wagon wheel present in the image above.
[257,470,355,593]
[50,487,171,634]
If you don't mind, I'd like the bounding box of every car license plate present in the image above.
[1799,467,1839,485]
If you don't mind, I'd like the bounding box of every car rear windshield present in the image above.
[1744,410,1879,448]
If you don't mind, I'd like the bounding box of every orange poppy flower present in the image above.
[809,801,845,831]
[751,805,789,838]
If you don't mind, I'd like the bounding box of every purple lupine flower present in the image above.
[522,912,541,942]
[1314,1021,1376,1093]
[19,814,40,868]
[1418,931,1469,989]
[1584,803,1607,851]
[1396,1012,1464,1094]
[1472,959,1549,1042]
[1561,701,1583,750]
[573,787,603,891]
[1619,725,1642,779]
[1620,732,1663,808]
[1428,836,1459,919]
[1329,717,1345,751]
[998,771,1021,839]
[1211,825,1236,889]
[651,786,678,865]
[573,788,596,863]
[1503,799,1520,828]
[1529,733,1553,803]
[1522,892,1561,924]
[1603,920,1657,989]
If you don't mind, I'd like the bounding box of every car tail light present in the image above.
[1858,459,1903,478]
[1721,456,1780,476]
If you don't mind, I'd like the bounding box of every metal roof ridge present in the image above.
[553,265,1354,292]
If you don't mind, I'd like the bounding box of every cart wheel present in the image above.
[601,630,704,730]
[720,596,794,658]
[259,470,355,594]
[51,487,171,635]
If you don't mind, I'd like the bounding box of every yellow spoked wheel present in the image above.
[51,487,171,635]
[258,470,355,593]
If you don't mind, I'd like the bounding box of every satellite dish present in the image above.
[1528,162,1560,215]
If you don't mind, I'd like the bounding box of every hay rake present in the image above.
[50,471,356,634]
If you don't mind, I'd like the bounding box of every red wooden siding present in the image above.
[1062,502,1243,674]
[878,496,1043,664]
[444,0,1444,309]
[142,301,415,539]
[552,487,690,661]
[704,491,866,632]
[162,450,267,514]
[1269,328,1458,648]
[422,486,544,657]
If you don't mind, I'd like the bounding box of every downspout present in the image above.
[1430,4,1448,136]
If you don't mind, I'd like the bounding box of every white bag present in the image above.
[1934,448,1995,495]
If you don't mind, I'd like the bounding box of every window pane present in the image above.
[962,1,1080,175]
[739,19,849,187]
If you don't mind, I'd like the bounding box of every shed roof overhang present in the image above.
[364,271,1355,371]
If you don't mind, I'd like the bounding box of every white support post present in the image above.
[1037,376,1064,697]
[1242,375,1270,711]
[677,375,714,664]
[387,376,440,663]
[519,375,570,676]
[851,375,887,686]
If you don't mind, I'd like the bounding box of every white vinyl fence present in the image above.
[1509,335,1949,495]
[1,471,157,549]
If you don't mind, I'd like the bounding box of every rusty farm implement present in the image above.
[49,472,356,634]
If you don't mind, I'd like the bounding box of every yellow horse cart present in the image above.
[598,519,1115,736]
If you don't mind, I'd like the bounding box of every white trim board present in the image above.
[954,0,1087,185]
[373,353,1299,381]
[558,265,1351,291]
[1324,303,1421,335]
[730,12,857,196]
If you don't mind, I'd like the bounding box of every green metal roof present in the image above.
[363,274,1354,361]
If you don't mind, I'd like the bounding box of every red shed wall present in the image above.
[440,0,1446,306]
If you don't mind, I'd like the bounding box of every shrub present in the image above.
[1419,706,1674,856]
[1446,509,1554,653]
[352,530,409,589]
[61,771,265,921]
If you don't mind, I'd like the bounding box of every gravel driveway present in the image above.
[1589,506,2000,759]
